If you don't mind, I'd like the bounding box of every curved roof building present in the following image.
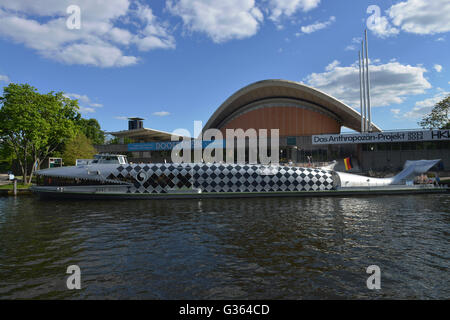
[203,79,380,136]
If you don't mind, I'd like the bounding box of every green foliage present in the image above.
[62,133,96,166]
[419,94,450,129]
[0,83,107,179]
[0,142,14,172]
[77,118,105,145]
[0,183,32,190]
[0,83,80,183]
[107,136,135,144]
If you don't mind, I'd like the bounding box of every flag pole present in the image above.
[361,41,367,133]
[359,50,365,133]
[365,29,372,132]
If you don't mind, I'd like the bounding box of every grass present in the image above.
[0,183,32,190]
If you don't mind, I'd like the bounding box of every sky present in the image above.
[0,0,449,135]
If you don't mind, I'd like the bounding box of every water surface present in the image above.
[0,194,448,299]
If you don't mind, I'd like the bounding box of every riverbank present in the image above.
[0,183,32,196]
[0,189,33,196]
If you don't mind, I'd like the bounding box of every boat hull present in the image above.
[32,162,448,200]
[31,185,449,200]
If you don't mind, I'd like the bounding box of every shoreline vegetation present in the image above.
[1,83,105,186]
[0,183,32,190]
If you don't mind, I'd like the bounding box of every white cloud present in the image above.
[344,37,362,51]
[0,0,175,67]
[299,16,335,34]
[0,0,129,20]
[388,0,450,35]
[114,116,129,120]
[0,74,9,82]
[268,0,321,22]
[415,92,448,108]
[433,64,443,73]
[152,111,170,117]
[132,3,176,51]
[390,108,401,115]
[56,43,139,67]
[303,59,432,108]
[368,15,399,38]
[0,0,327,57]
[167,0,263,43]
[403,91,449,119]
[64,93,103,111]
[79,107,95,114]
[325,60,340,71]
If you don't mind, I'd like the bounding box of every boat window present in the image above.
[91,155,128,164]
[36,176,128,186]
[101,156,119,164]
[118,156,127,164]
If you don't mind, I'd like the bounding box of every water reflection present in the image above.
[0,194,449,299]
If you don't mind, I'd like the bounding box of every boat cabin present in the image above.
[90,154,128,165]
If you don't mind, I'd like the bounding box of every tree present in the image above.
[107,136,134,144]
[0,140,14,172]
[0,83,79,184]
[62,133,96,166]
[419,94,450,129]
[77,118,105,145]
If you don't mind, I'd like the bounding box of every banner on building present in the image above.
[312,130,450,145]
[128,140,224,152]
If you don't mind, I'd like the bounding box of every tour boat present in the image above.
[30,154,446,199]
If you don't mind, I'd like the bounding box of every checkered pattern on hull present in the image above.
[107,163,335,194]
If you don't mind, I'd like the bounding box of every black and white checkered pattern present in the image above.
[107,163,335,194]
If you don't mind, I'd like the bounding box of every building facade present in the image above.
[97,79,449,173]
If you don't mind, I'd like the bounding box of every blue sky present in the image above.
[0,0,448,135]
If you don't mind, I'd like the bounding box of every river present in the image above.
[0,194,448,299]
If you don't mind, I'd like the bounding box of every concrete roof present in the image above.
[203,79,381,133]
[108,128,188,142]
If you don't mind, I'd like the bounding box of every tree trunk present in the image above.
[14,150,26,184]
[22,164,27,185]
[28,159,35,184]
[28,157,41,184]
[23,146,28,184]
